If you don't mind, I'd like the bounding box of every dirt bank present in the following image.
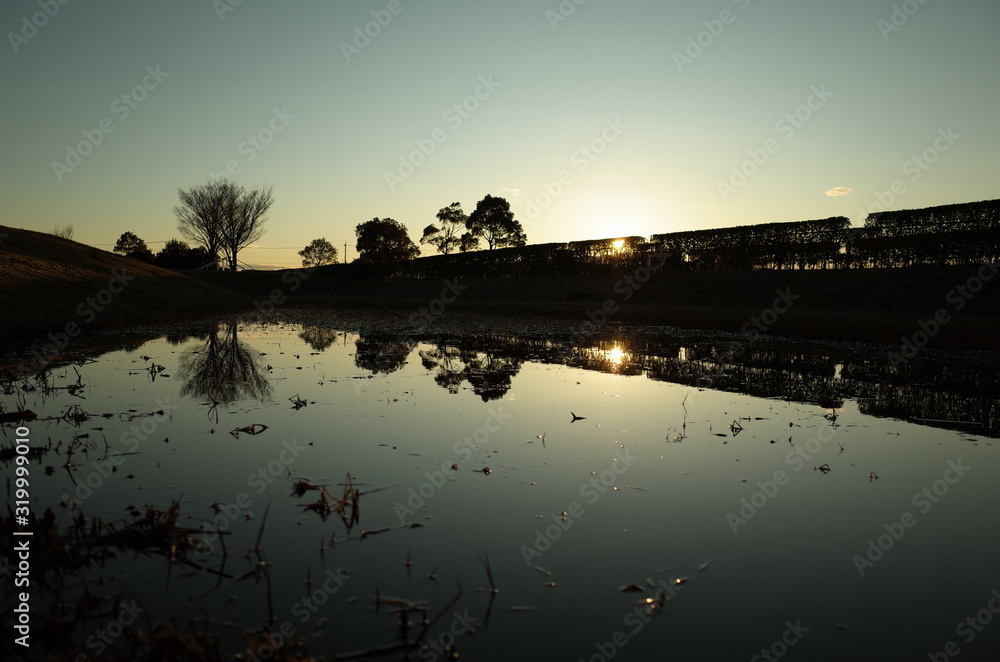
[0,226,248,347]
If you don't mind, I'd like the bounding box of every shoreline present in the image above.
[3,224,998,353]
[5,278,999,355]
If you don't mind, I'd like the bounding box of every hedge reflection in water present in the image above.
[347,333,999,436]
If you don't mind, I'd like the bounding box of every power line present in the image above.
[88,243,339,249]
[90,243,348,249]
[90,240,171,246]
[88,241,352,262]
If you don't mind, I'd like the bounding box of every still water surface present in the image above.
[2,319,999,661]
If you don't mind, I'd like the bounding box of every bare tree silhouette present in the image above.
[175,179,273,270]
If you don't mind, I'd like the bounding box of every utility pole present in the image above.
[344,242,347,263]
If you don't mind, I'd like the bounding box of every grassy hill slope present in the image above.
[0,226,249,346]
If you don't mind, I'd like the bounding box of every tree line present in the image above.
[112,179,274,270]
[106,179,997,275]
[644,198,998,271]
[307,198,1000,281]
[649,216,850,271]
[110,181,527,271]
[849,199,1000,268]
[112,232,216,269]
[336,194,527,265]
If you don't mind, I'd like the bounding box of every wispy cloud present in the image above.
[825,186,853,197]
[502,187,521,196]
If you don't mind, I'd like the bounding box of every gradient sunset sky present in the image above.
[3,0,998,268]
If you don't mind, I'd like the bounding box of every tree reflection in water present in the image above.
[178,323,273,407]
[165,328,213,347]
[419,343,523,401]
[180,325,997,435]
[299,326,341,352]
[354,336,416,374]
[416,334,998,436]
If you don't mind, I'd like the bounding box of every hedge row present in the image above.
[850,199,1000,267]
[315,199,999,281]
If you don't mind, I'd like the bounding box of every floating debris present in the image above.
[480,554,499,594]
[147,362,167,380]
[360,527,392,539]
[290,479,322,497]
[230,423,268,438]
[295,472,360,531]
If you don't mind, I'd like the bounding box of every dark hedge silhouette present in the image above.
[851,199,1000,268]
[311,198,998,282]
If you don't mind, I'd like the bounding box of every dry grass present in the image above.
[0,225,249,346]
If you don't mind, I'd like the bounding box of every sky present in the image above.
[2,0,998,269]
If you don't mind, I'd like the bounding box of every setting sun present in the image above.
[555,191,673,245]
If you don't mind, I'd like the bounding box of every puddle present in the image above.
[2,318,999,660]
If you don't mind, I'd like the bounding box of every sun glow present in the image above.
[557,191,668,242]
[612,239,625,251]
